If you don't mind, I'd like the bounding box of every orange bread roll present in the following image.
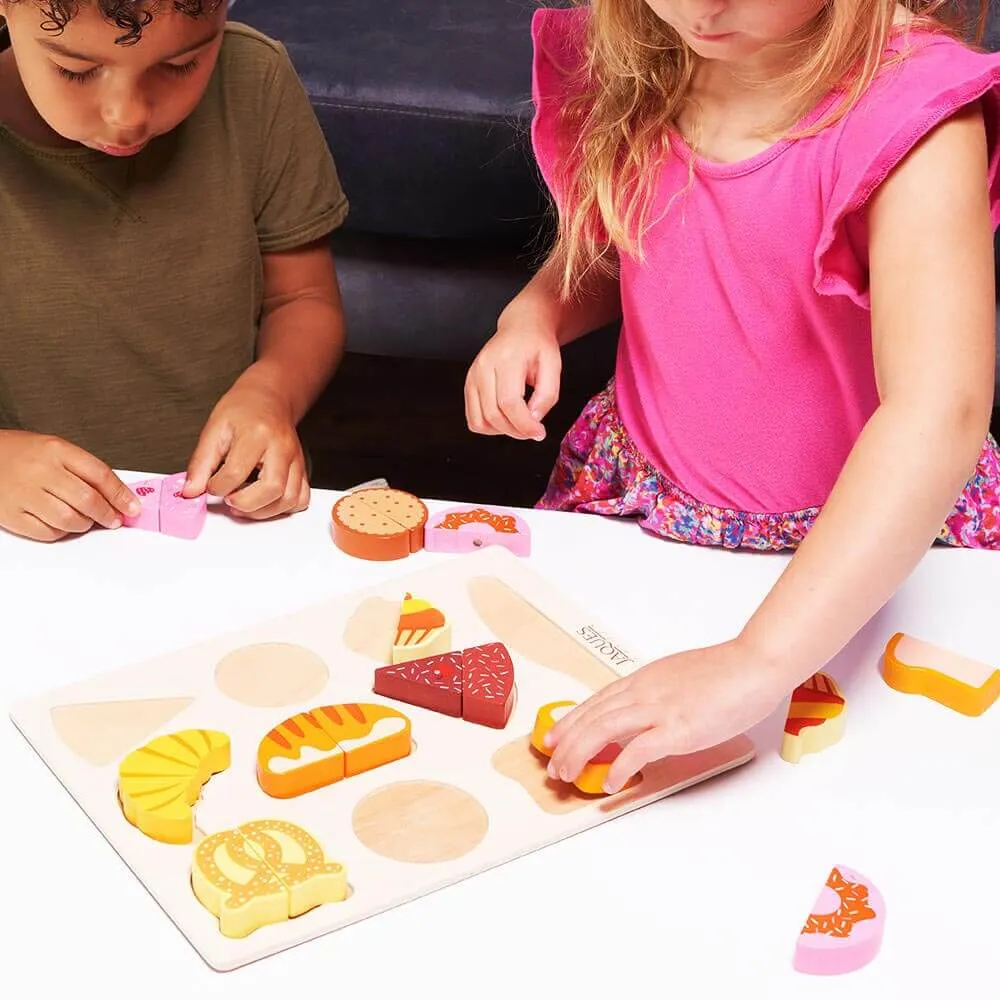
[257,702,411,798]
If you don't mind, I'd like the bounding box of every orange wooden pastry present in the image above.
[530,701,639,794]
[257,702,412,798]
[882,632,999,716]
[331,487,428,561]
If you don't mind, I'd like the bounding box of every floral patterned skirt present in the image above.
[536,381,1000,551]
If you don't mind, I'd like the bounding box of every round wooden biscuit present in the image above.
[330,489,428,561]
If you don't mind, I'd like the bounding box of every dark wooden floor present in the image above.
[301,348,1000,506]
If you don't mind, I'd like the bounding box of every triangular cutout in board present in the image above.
[50,696,195,766]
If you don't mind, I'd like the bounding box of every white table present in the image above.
[2,476,997,997]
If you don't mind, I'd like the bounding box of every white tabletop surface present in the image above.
[1,474,997,998]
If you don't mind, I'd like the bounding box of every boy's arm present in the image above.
[738,102,996,685]
[234,238,346,425]
[182,237,345,501]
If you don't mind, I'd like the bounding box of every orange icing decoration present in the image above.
[439,508,518,533]
[801,867,876,938]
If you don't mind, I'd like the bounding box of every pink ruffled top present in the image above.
[531,7,1000,513]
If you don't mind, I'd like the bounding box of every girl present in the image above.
[0,0,348,541]
[465,1,1000,791]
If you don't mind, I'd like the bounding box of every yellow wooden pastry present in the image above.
[118,729,230,844]
[240,820,348,917]
[192,820,347,938]
[883,632,1000,717]
[391,592,451,664]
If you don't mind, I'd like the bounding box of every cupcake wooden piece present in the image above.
[331,488,428,561]
[392,592,451,663]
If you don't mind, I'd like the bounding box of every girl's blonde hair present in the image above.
[548,0,990,297]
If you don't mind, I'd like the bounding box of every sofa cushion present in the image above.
[228,0,570,245]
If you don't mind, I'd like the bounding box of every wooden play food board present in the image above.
[10,546,755,972]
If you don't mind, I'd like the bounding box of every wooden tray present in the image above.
[10,546,755,971]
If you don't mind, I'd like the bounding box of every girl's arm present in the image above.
[465,252,622,440]
[739,102,996,685]
[497,252,623,348]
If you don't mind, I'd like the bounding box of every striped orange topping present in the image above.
[784,672,845,735]
[257,702,411,799]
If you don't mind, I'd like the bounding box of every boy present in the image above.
[0,0,348,540]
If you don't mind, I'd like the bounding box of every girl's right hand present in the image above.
[464,323,562,441]
[0,430,141,542]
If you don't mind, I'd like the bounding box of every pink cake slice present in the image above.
[424,505,530,557]
[794,865,885,975]
[158,472,208,540]
[122,477,161,532]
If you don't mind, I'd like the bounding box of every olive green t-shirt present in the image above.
[0,21,348,474]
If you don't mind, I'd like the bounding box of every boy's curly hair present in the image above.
[13,1,224,45]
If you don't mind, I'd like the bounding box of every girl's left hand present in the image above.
[182,380,310,519]
[543,639,791,793]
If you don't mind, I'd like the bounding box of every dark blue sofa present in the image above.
[229,1,999,420]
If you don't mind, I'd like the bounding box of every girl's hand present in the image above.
[543,640,791,793]
[0,430,141,542]
[183,380,309,519]
[465,322,562,442]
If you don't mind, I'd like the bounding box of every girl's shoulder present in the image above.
[529,6,591,201]
[839,26,1000,127]
[815,27,1000,307]
[531,5,589,81]
[821,26,1000,192]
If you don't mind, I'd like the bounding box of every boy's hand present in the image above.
[542,640,790,793]
[465,324,562,442]
[0,430,141,542]
[182,380,309,519]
